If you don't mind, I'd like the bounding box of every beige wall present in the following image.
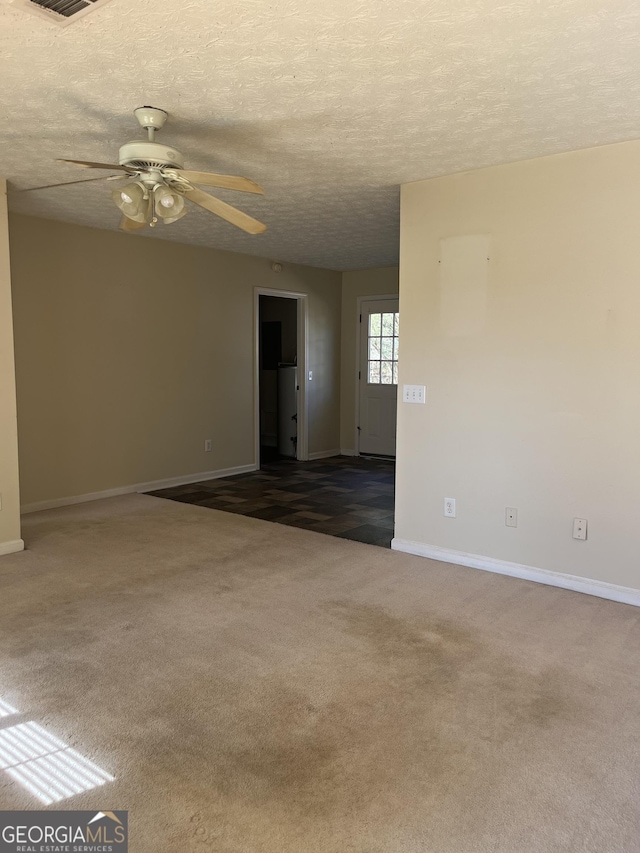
[340,267,399,452]
[0,182,22,552]
[10,215,341,507]
[396,139,640,590]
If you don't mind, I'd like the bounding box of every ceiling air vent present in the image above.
[11,0,113,26]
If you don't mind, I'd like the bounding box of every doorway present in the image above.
[254,288,308,467]
[357,297,399,457]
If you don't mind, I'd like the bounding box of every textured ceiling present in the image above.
[1,0,640,270]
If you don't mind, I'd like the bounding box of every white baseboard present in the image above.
[340,448,357,457]
[20,463,258,515]
[0,539,25,556]
[308,449,342,460]
[391,538,640,608]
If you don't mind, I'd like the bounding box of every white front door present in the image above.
[358,298,399,456]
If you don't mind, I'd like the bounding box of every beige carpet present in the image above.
[1,494,639,851]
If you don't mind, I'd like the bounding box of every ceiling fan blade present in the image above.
[172,170,264,195]
[12,175,125,193]
[58,159,131,171]
[119,215,147,232]
[185,187,267,234]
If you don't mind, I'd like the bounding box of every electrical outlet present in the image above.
[204,439,212,452]
[403,384,426,404]
[572,518,587,540]
[444,497,456,518]
[505,507,517,528]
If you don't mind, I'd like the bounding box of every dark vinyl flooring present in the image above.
[147,454,395,548]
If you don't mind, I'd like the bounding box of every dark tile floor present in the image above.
[147,455,395,548]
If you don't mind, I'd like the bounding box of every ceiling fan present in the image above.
[18,107,267,235]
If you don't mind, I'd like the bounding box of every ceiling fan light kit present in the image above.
[22,106,267,236]
[112,181,149,222]
[153,184,187,224]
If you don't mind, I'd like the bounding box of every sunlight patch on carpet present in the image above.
[0,721,114,805]
[0,698,18,718]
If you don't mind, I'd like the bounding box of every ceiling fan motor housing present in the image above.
[118,141,185,171]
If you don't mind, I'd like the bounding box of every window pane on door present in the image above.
[382,313,394,335]
[381,337,393,359]
[367,311,399,385]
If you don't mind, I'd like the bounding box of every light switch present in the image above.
[402,384,426,404]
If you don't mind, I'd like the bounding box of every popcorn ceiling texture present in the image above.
[1,0,640,269]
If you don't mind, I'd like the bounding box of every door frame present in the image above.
[254,287,309,465]
[354,294,399,456]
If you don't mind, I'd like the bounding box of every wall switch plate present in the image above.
[444,497,456,518]
[505,507,517,528]
[204,439,212,452]
[573,518,587,540]
[308,370,313,381]
[403,384,426,404]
